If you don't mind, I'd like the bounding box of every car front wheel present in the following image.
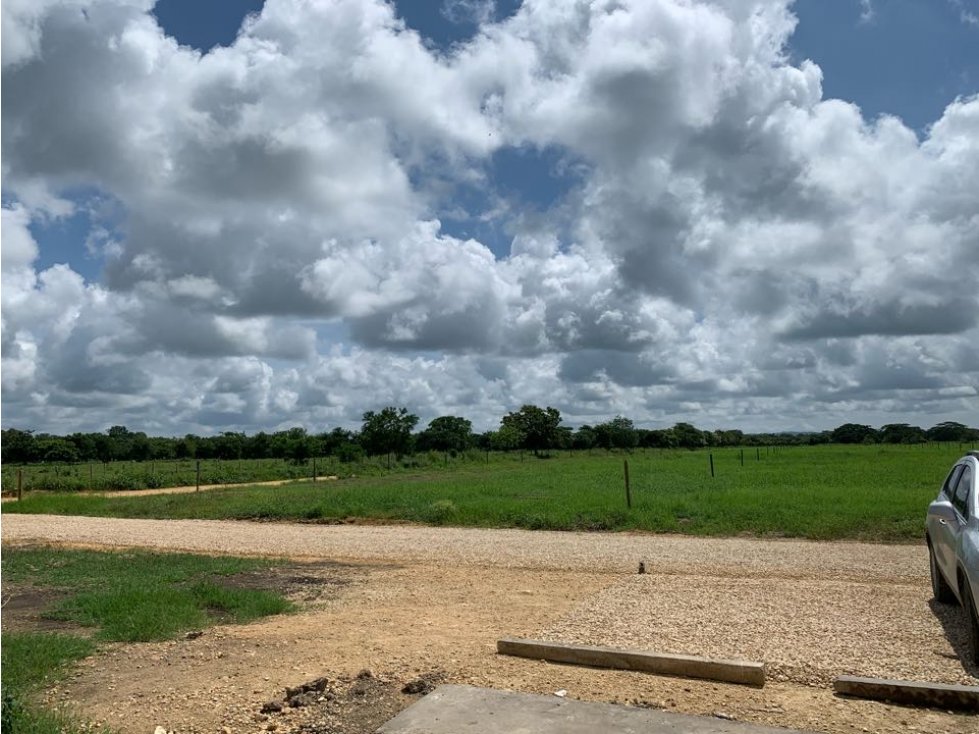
[929,542,956,603]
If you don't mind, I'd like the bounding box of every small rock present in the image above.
[638,561,646,574]
[713,711,735,721]
[260,701,283,714]
[402,678,436,695]
[356,669,373,680]
[184,631,203,640]
[154,727,167,734]
[554,690,568,698]
[287,692,319,709]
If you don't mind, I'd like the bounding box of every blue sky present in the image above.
[4,0,977,435]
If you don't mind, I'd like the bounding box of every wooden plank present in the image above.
[497,638,765,687]
[833,675,979,711]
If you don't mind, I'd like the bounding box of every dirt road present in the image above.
[2,515,977,734]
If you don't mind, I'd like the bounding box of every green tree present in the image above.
[671,422,705,449]
[572,426,597,451]
[35,437,80,463]
[360,407,419,460]
[273,427,313,464]
[416,416,474,453]
[593,416,638,451]
[639,428,677,449]
[215,432,246,460]
[487,425,522,452]
[879,424,926,444]
[830,423,878,444]
[501,405,562,456]
[926,421,973,443]
[106,425,134,461]
[0,429,37,463]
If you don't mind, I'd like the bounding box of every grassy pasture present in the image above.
[4,444,965,541]
[0,450,501,492]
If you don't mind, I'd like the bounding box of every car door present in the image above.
[950,463,974,576]
[932,464,964,582]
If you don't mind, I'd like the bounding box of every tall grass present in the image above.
[4,444,962,541]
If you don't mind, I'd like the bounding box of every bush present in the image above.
[423,500,458,524]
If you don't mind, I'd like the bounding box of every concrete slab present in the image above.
[376,685,810,734]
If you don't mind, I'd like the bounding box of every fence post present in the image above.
[624,459,632,509]
[740,449,744,467]
[17,468,23,501]
[709,453,715,478]
[312,457,317,483]
[196,460,201,492]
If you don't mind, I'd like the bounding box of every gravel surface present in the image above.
[541,573,978,687]
[0,514,927,580]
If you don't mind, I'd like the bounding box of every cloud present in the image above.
[948,0,979,27]
[858,0,875,24]
[442,0,496,27]
[1,0,977,434]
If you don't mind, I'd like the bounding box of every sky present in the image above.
[2,0,978,437]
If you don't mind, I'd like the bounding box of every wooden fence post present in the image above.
[709,453,715,478]
[17,468,23,501]
[624,459,632,509]
[196,460,201,492]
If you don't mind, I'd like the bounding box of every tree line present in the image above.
[1,409,976,465]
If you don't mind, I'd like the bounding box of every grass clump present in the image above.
[1,632,101,734]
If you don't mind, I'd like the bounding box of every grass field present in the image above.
[0,450,505,492]
[1,456,327,492]
[0,547,294,734]
[3,444,966,541]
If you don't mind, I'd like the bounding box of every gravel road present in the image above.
[0,514,926,580]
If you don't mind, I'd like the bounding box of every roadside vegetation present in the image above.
[1,547,294,734]
[5,444,967,541]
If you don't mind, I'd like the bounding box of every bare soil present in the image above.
[2,515,977,734]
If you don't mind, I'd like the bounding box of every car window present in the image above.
[952,464,972,519]
[943,465,964,500]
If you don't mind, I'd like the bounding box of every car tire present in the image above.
[929,542,956,604]
[962,576,979,666]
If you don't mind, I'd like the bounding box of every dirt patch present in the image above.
[217,560,375,605]
[1,586,93,636]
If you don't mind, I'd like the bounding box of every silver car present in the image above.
[926,450,979,664]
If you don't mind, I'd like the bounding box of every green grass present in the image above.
[2,456,322,492]
[2,547,295,642]
[0,450,491,492]
[0,548,295,734]
[1,633,102,734]
[4,444,965,541]
[1,632,94,691]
